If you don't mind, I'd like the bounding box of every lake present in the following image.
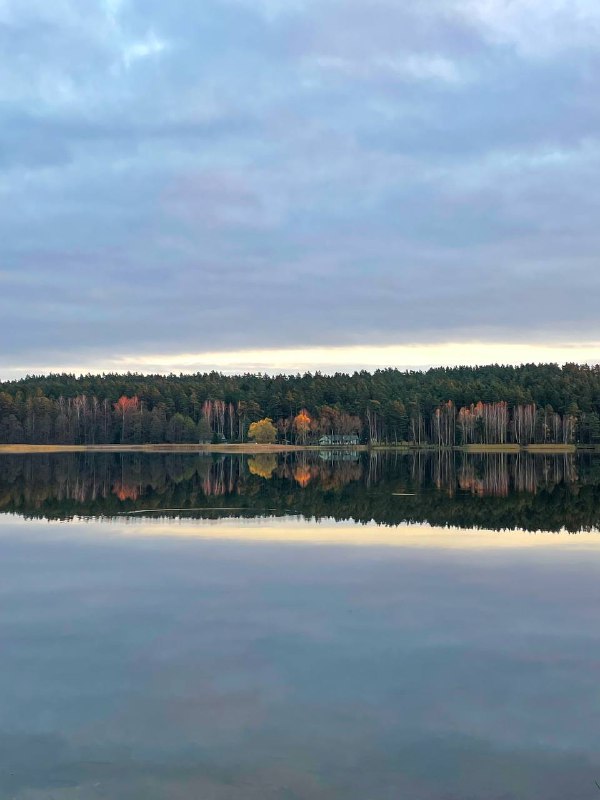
[1,450,600,799]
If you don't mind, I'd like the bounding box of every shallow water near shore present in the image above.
[1,451,600,799]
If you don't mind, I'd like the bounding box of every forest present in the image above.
[0,363,599,445]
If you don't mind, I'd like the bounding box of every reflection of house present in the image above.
[319,435,360,446]
[318,450,360,461]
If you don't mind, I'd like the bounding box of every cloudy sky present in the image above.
[2,0,599,377]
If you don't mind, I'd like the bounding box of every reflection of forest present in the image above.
[0,451,599,532]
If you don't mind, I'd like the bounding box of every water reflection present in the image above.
[1,515,600,799]
[3,454,600,798]
[1,450,599,531]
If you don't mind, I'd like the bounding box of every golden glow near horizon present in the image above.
[116,518,600,550]
[3,515,599,550]
[3,341,600,377]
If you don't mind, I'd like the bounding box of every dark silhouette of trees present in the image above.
[1,363,600,445]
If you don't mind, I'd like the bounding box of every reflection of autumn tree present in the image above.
[248,454,277,479]
[293,462,313,488]
[458,461,509,497]
[112,481,140,501]
[432,449,463,496]
[318,460,363,490]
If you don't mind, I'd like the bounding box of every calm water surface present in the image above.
[1,451,600,799]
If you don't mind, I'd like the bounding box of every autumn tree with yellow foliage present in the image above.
[248,418,277,444]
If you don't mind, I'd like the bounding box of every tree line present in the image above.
[0,363,599,445]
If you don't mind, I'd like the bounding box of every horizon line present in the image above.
[2,341,600,382]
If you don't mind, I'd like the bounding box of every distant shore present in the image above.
[0,443,587,455]
[0,443,331,454]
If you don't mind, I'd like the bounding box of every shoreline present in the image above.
[0,443,587,455]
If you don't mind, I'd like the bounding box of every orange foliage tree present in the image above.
[113,396,140,442]
[293,409,311,444]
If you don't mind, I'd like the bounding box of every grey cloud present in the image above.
[1,0,600,371]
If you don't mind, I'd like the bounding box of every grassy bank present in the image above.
[524,443,577,453]
[376,443,582,454]
[0,443,368,455]
[460,443,578,454]
[0,443,590,455]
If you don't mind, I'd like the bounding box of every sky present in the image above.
[2,0,600,378]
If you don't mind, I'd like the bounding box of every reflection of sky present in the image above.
[1,516,600,798]
[5,514,600,548]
